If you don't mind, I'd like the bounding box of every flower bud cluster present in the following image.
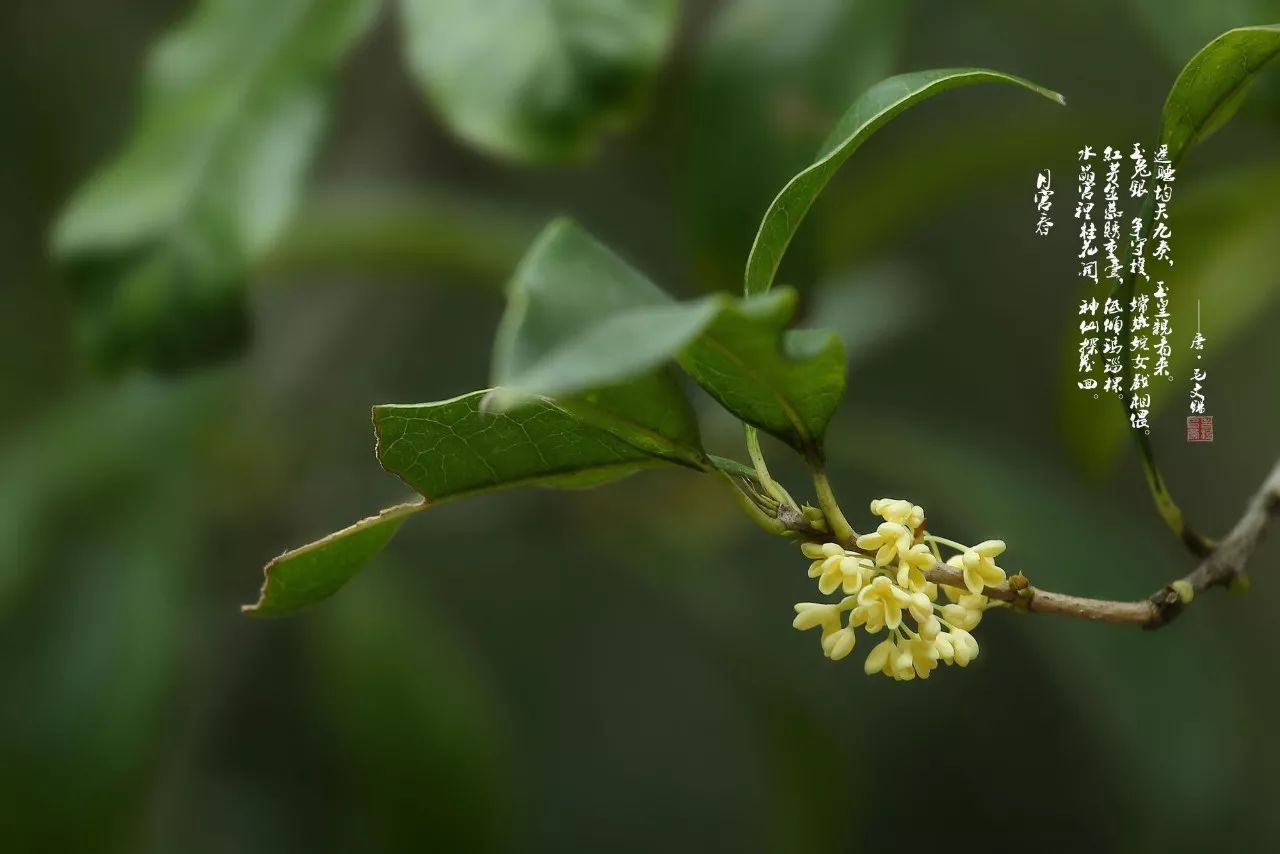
[791,497,1008,681]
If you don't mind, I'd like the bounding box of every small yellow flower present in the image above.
[855,576,909,631]
[946,627,980,666]
[801,543,872,595]
[869,497,925,529]
[792,602,841,634]
[801,542,843,560]
[821,626,856,661]
[940,594,987,631]
[906,591,933,624]
[896,543,935,591]
[903,637,940,679]
[934,631,955,664]
[856,522,913,567]
[864,637,897,676]
[948,539,1007,595]
[823,556,874,595]
[890,638,917,681]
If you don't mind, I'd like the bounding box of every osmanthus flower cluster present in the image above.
[792,498,1010,681]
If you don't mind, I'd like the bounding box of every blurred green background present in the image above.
[3,1,1280,851]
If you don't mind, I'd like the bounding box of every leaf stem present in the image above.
[922,534,969,552]
[745,426,800,512]
[717,470,787,536]
[809,465,858,544]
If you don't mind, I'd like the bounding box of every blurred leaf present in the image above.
[683,0,906,288]
[244,501,426,616]
[262,189,540,284]
[398,0,677,162]
[0,491,194,851]
[743,68,1065,296]
[1161,25,1280,162]
[805,263,918,367]
[51,0,379,372]
[0,378,225,615]
[309,572,508,852]
[490,218,713,429]
[492,219,845,456]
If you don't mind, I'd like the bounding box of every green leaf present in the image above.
[51,0,379,372]
[398,0,677,162]
[678,290,845,457]
[492,220,845,455]
[743,68,1065,296]
[1161,25,1280,163]
[491,219,708,467]
[244,501,426,616]
[374,389,691,497]
[245,384,704,615]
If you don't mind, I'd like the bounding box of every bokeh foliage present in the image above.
[4,1,1280,852]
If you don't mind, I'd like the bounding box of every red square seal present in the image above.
[1186,415,1214,443]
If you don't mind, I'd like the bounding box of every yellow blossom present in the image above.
[948,540,1007,595]
[896,543,935,591]
[856,521,913,567]
[946,628,980,666]
[940,593,987,631]
[864,638,897,676]
[801,542,843,560]
[792,602,841,635]
[855,576,908,631]
[889,638,917,681]
[821,626,856,661]
[903,637,940,679]
[800,543,872,595]
[870,497,925,529]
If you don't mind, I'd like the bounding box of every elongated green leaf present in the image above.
[52,0,379,372]
[1161,25,1280,163]
[374,389,686,497]
[743,68,1065,296]
[398,0,677,162]
[492,220,845,455]
[248,382,702,615]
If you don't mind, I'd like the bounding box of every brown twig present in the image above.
[775,457,1280,629]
